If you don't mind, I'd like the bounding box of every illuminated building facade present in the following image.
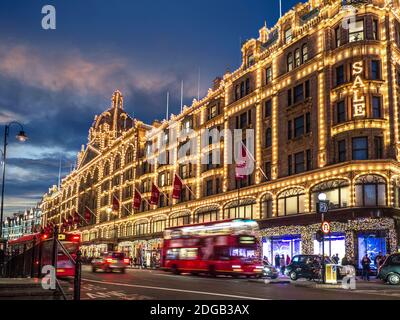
[41,0,400,268]
[2,207,42,240]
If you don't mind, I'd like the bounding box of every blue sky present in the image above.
[0,0,301,216]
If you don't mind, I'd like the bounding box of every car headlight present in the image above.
[263,266,271,272]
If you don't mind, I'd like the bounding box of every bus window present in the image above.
[167,249,179,260]
[180,248,198,260]
[230,248,256,259]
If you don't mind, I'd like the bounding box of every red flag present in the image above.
[133,189,142,210]
[67,215,73,226]
[150,183,160,205]
[235,144,250,180]
[84,208,91,222]
[172,174,183,200]
[74,212,80,224]
[112,195,120,211]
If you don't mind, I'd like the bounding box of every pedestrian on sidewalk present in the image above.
[361,253,371,281]
[280,254,286,275]
[332,253,340,264]
[374,252,383,269]
[286,254,291,266]
[275,254,280,269]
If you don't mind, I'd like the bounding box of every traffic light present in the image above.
[316,230,324,243]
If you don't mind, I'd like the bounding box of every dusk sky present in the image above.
[0,0,300,216]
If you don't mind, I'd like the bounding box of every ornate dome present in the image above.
[92,90,134,135]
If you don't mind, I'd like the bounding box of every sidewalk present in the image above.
[249,276,400,291]
[0,278,70,300]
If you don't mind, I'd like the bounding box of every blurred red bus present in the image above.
[8,232,81,277]
[161,219,263,277]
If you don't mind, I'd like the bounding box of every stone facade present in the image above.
[41,0,400,263]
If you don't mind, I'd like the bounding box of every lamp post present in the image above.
[318,193,328,284]
[0,122,28,240]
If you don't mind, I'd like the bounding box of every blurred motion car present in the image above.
[91,252,129,273]
[262,262,279,279]
[377,253,400,285]
[285,255,355,281]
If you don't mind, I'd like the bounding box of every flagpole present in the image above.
[240,142,269,181]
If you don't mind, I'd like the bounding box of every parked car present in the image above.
[377,253,400,285]
[262,262,279,279]
[285,255,355,281]
[91,252,130,273]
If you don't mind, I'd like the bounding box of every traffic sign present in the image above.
[317,201,329,214]
[321,221,331,234]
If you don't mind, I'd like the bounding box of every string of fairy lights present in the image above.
[42,0,400,257]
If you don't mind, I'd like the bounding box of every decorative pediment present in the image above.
[78,145,101,169]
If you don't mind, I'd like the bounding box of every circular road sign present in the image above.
[322,221,331,234]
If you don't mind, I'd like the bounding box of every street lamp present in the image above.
[0,122,28,240]
[318,192,328,284]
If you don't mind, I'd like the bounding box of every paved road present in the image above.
[77,266,400,300]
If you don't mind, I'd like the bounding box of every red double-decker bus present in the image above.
[8,232,81,277]
[161,219,263,277]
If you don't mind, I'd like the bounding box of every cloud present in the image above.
[0,42,188,102]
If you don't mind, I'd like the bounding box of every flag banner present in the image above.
[67,215,73,226]
[74,212,80,224]
[112,195,120,211]
[84,208,91,222]
[133,189,142,210]
[235,144,248,180]
[150,183,160,205]
[172,174,183,200]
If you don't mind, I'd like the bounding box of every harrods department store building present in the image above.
[41,0,400,267]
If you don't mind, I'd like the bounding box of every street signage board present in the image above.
[318,201,329,214]
[322,221,331,234]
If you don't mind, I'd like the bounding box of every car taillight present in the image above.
[106,258,113,263]
[72,236,80,241]
[124,259,129,264]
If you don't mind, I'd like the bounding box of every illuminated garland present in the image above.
[259,218,398,260]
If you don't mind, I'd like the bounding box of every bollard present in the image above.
[37,240,43,278]
[74,250,82,301]
[52,227,59,269]
[30,237,37,278]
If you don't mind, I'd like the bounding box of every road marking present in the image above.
[82,278,267,300]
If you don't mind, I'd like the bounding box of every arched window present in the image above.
[302,44,309,63]
[126,223,133,237]
[295,48,301,68]
[86,173,92,189]
[355,175,386,207]
[170,213,191,227]
[114,155,121,171]
[223,199,255,220]
[93,168,99,184]
[125,146,134,165]
[79,178,85,192]
[261,194,273,219]
[278,188,305,216]
[265,128,272,148]
[152,218,167,233]
[134,221,149,236]
[195,206,219,223]
[103,162,110,177]
[311,180,349,211]
[287,53,293,72]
